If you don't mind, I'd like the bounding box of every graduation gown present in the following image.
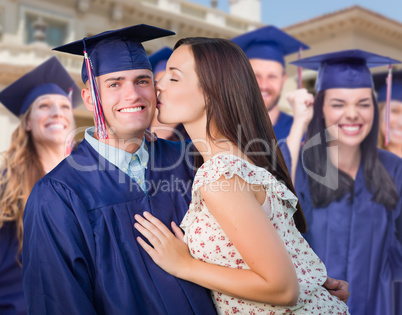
[281,143,402,315]
[0,223,26,315]
[22,139,217,315]
[273,112,293,142]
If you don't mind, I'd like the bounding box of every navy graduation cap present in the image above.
[53,24,174,139]
[291,49,401,92]
[293,49,401,145]
[149,47,173,75]
[377,80,402,102]
[0,56,81,117]
[231,25,309,67]
[53,24,174,84]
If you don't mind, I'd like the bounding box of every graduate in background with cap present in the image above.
[22,25,217,315]
[148,47,188,141]
[377,81,402,158]
[232,25,309,141]
[284,50,402,315]
[0,56,79,315]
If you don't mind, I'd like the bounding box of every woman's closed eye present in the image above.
[38,103,50,109]
[61,104,72,110]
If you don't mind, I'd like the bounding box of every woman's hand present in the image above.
[286,88,314,132]
[134,212,193,278]
[285,89,314,181]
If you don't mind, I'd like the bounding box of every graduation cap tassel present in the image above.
[385,64,392,146]
[84,51,108,140]
[65,86,75,155]
[68,87,73,103]
[83,43,108,139]
[298,46,303,89]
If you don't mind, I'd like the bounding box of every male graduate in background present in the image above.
[22,24,216,315]
[232,25,309,141]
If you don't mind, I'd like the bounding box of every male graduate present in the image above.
[232,25,309,141]
[22,24,217,315]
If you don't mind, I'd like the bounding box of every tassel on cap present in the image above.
[298,46,303,89]
[0,57,81,116]
[65,86,75,155]
[291,50,401,93]
[83,39,108,140]
[385,64,393,146]
[52,24,175,140]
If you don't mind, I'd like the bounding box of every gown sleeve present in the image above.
[389,157,402,314]
[279,142,292,174]
[22,178,97,315]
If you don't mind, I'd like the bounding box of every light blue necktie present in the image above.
[127,154,146,192]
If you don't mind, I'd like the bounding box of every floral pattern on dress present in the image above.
[181,155,349,315]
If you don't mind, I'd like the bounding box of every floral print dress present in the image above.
[180,155,349,315]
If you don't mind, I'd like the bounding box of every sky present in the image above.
[188,0,402,27]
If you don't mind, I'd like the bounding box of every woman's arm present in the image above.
[135,175,299,306]
[285,89,314,181]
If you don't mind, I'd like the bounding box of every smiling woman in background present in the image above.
[0,57,80,315]
[285,50,402,315]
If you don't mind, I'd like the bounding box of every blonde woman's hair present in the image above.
[0,106,45,256]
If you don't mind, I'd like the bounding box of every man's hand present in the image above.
[323,276,350,303]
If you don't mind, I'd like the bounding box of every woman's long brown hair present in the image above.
[174,37,307,233]
[0,107,45,257]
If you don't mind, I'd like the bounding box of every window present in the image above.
[21,5,73,47]
[25,13,68,47]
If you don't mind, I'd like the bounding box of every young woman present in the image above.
[148,46,188,141]
[134,37,349,314]
[0,57,79,314]
[377,80,402,157]
[285,50,402,315]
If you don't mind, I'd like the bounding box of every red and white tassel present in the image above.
[385,64,392,146]
[298,46,303,89]
[83,50,108,140]
[65,87,75,155]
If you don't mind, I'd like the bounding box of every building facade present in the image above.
[0,2,401,152]
[0,0,262,152]
[280,6,402,111]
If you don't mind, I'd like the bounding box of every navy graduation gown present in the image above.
[281,143,402,315]
[273,112,293,142]
[22,139,216,315]
[0,223,26,315]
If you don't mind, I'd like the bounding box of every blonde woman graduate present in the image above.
[0,56,79,315]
